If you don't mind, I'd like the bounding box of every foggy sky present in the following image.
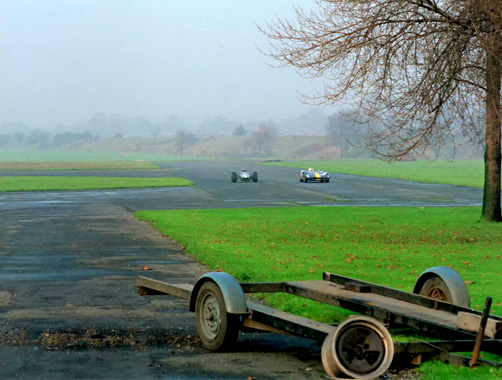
[1,0,322,129]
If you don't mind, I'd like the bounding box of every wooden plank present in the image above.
[137,276,193,300]
[240,282,286,293]
[324,272,502,323]
[457,312,502,339]
[433,352,502,369]
[394,339,502,354]
[242,319,297,336]
[245,300,336,341]
[283,280,476,339]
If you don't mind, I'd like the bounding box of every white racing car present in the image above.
[231,169,258,183]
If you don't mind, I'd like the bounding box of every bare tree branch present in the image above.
[261,0,502,220]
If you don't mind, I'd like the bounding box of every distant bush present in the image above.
[0,131,99,148]
[232,125,247,136]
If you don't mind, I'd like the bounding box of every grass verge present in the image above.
[136,206,502,379]
[263,159,484,188]
[0,161,161,171]
[0,176,193,192]
[0,149,191,162]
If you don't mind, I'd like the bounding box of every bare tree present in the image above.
[261,0,502,222]
[174,130,197,158]
[325,110,368,158]
[232,124,247,136]
[250,121,278,156]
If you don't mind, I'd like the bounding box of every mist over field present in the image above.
[0,1,485,161]
[1,0,323,136]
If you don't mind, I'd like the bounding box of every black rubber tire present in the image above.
[252,172,258,182]
[195,281,240,351]
[231,172,237,183]
[417,276,454,303]
[303,174,308,183]
[326,178,330,183]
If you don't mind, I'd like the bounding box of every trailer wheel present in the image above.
[413,266,470,307]
[418,276,452,302]
[322,316,394,380]
[195,281,240,351]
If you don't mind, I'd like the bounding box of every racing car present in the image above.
[231,169,257,183]
[299,168,330,183]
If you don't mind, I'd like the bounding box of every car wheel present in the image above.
[231,172,237,182]
[252,172,258,182]
[413,267,470,307]
[322,317,394,379]
[195,281,240,351]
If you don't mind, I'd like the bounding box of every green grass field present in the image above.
[2,154,499,376]
[136,206,502,379]
[0,161,162,171]
[0,176,193,192]
[0,149,188,163]
[264,159,484,188]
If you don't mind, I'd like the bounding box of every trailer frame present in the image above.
[137,269,502,378]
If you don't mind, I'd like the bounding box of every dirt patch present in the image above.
[387,368,423,380]
[0,329,34,346]
[0,326,423,379]
[0,291,15,306]
[40,329,202,350]
[1,327,202,351]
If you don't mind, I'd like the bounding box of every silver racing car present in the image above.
[231,169,258,182]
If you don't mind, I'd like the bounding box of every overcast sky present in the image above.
[1,0,325,128]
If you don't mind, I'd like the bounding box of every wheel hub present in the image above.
[202,296,221,339]
[336,325,385,373]
[426,287,447,301]
[322,317,394,379]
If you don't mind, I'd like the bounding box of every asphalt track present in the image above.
[0,160,483,379]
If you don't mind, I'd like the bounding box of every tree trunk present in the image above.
[481,46,502,222]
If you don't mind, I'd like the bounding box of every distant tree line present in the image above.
[231,122,279,156]
[174,130,198,157]
[0,130,99,149]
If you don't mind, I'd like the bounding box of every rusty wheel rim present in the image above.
[336,325,385,374]
[426,286,447,301]
[322,317,394,379]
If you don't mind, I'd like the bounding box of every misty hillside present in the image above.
[1,108,484,161]
[78,135,346,160]
[72,134,482,161]
[1,126,484,161]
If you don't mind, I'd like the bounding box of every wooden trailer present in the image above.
[138,267,502,379]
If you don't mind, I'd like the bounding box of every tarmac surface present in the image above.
[0,160,482,379]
